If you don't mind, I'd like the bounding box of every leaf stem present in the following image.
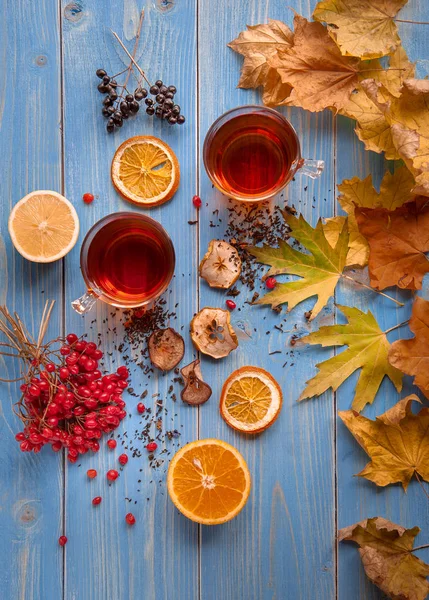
[342,274,404,307]
[415,472,429,502]
[384,320,409,335]
[412,544,429,552]
[395,18,429,25]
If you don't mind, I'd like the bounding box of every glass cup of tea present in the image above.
[203,105,324,203]
[72,212,175,314]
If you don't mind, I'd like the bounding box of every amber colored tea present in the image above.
[203,107,299,201]
[82,213,175,306]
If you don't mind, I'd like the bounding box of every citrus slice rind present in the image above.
[111,135,180,207]
[8,190,79,263]
[220,366,283,434]
[167,438,251,525]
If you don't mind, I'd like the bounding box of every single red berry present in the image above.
[146,442,157,452]
[60,345,71,356]
[92,496,102,506]
[137,403,146,414]
[192,195,202,208]
[107,439,117,450]
[83,193,94,204]
[225,299,236,310]
[87,469,97,479]
[59,367,70,380]
[118,453,128,466]
[45,363,56,373]
[265,277,277,290]
[15,432,26,442]
[125,513,136,525]
[66,333,78,345]
[134,309,144,318]
[58,535,68,546]
[116,366,129,379]
[106,469,119,481]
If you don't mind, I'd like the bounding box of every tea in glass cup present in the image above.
[203,105,324,202]
[72,212,175,313]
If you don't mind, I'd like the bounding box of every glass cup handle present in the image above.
[71,290,98,314]
[297,158,325,179]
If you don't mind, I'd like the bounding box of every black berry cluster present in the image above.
[145,80,186,125]
[96,70,185,133]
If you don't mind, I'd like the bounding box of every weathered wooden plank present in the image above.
[0,0,64,598]
[335,2,429,598]
[198,1,336,598]
[61,1,199,598]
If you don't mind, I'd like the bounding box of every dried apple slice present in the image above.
[190,307,238,359]
[180,360,212,405]
[199,240,242,289]
[148,328,185,371]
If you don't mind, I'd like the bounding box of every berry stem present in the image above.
[111,18,151,88]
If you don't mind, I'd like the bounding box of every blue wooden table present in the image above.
[1,1,428,598]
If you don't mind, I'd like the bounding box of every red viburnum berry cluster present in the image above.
[15,333,129,463]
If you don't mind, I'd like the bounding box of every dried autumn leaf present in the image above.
[355,197,429,290]
[268,14,361,112]
[250,212,348,320]
[339,47,414,158]
[180,360,212,406]
[199,240,242,289]
[227,20,293,102]
[298,304,402,412]
[313,0,408,59]
[339,395,429,489]
[362,78,429,196]
[389,296,429,399]
[340,85,400,159]
[324,166,416,267]
[190,307,238,359]
[148,328,185,371]
[339,517,429,600]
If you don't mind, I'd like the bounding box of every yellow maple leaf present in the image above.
[249,212,348,320]
[340,517,429,600]
[227,20,293,102]
[323,166,416,267]
[339,395,429,489]
[298,304,402,411]
[313,0,408,59]
[269,14,361,112]
[339,47,415,158]
[362,78,429,196]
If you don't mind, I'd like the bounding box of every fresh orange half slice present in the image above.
[8,190,79,263]
[111,135,180,207]
[167,438,251,525]
[220,366,283,434]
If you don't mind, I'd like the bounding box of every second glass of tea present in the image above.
[72,212,175,314]
[203,105,324,202]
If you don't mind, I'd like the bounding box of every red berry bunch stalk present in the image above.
[0,301,129,463]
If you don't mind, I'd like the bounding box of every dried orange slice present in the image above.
[8,190,79,263]
[111,135,180,207]
[220,366,283,434]
[167,438,251,525]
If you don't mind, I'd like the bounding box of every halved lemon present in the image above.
[8,191,79,263]
[167,439,251,525]
[111,135,180,207]
[220,366,283,434]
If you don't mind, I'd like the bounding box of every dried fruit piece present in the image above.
[220,366,283,434]
[199,240,242,289]
[148,328,185,371]
[190,307,238,359]
[180,360,212,405]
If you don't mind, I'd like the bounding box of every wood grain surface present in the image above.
[0,0,427,599]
